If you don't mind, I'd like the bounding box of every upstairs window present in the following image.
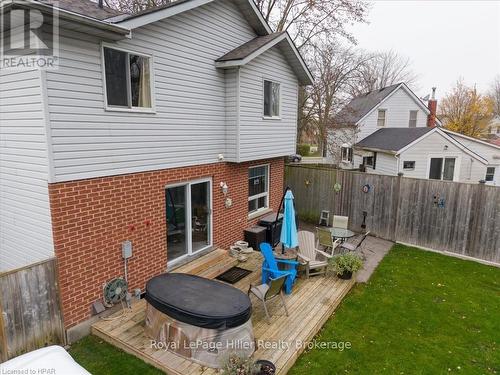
[409,110,418,127]
[341,146,353,163]
[263,80,280,118]
[377,109,386,127]
[103,47,152,110]
[485,167,495,182]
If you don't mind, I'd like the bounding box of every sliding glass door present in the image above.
[166,179,212,262]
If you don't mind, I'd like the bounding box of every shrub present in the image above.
[296,144,311,156]
[329,253,363,276]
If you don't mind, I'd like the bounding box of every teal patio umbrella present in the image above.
[280,189,298,252]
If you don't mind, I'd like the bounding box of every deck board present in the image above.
[92,249,354,374]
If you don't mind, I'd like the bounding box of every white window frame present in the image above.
[426,154,461,182]
[165,177,213,267]
[409,110,418,127]
[341,146,353,163]
[377,109,386,127]
[485,166,495,182]
[248,164,270,217]
[262,79,281,119]
[101,43,156,113]
[403,160,416,170]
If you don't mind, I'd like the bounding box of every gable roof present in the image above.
[355,127,489,164]
[441,129,500,151]
[334,83,401,126]
[26,0,312,86]
[214,31,312,85]
[355,127,433,153]
[216,32,285,62]
[334,83,439,127]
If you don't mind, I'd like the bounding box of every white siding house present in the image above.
[327,83,436,167]
[0,0,312,272]
[354,127,499,185]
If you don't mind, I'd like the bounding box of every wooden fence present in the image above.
[0,258,65,362]
[285,164,500,264]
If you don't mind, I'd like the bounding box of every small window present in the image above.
[403,161,415,170]
[103,47,152,109]
[248,165,269,214]
[377,109,386,127]
[341,147,353,163]
[409,110,418,127]
[363,155,375,168]
[497,126,500,134]
[263,80,280,117]
[485,167,495,182]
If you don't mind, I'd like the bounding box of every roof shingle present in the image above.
[355,127,433,152]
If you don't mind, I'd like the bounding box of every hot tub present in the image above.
[144,273,254,368]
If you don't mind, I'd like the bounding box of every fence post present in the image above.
[390,173,403,242]
[465,180,487,257]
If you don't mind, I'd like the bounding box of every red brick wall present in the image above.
[49,158,284,328]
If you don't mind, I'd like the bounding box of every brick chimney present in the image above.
[427,87,437,127]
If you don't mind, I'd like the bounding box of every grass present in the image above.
[69,245,499,375]
[290,244,500,375]
[69,335,163,375]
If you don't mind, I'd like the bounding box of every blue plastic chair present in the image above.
[260,243,299,294]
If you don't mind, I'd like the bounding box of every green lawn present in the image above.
[69,245,499,375]
[290,244,500,375]
[69,335,163,375]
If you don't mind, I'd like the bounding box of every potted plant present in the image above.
[329,253,363,279]
[254,359,276,375]
[221,355,276,375]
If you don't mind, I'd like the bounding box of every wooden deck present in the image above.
[92,249,354,374]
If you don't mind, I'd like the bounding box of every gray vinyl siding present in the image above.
[224,68,239,161]
[0,69,54,271]
[45,0,259,182]
[238,47,298,161]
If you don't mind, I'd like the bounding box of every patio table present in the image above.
[329,227,355,242]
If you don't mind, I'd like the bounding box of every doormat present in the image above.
[216,267,252,284]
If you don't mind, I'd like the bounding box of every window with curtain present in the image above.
[409,110,418,127]
[103,47,152,109]
[377,109,386,127]
[248,165,269,214]
[263,80,280,117]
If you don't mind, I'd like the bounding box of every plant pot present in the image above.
[255,359,276,375]
[338,271,353,280]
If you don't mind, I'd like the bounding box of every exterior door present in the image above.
[166,179,212,263]
[442,158,456,181]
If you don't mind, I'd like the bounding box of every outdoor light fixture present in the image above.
[220,182,228,196]
[444,145,448,150]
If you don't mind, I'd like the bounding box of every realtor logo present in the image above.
[0,0,59,69]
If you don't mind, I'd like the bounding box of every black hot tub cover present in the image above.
[145,273,252,329]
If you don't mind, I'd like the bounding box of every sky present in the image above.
[347,0,500,99]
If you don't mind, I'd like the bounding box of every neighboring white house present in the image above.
[354,127,500,185]
[326,83,440,166]
[487,115,500,136]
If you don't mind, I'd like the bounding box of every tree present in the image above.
[104,0,173,14]
[254,0,369,49]
[350,50,419,96]
[439,79,494,138]
[489,75,500,116]
[303,43,371,155]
